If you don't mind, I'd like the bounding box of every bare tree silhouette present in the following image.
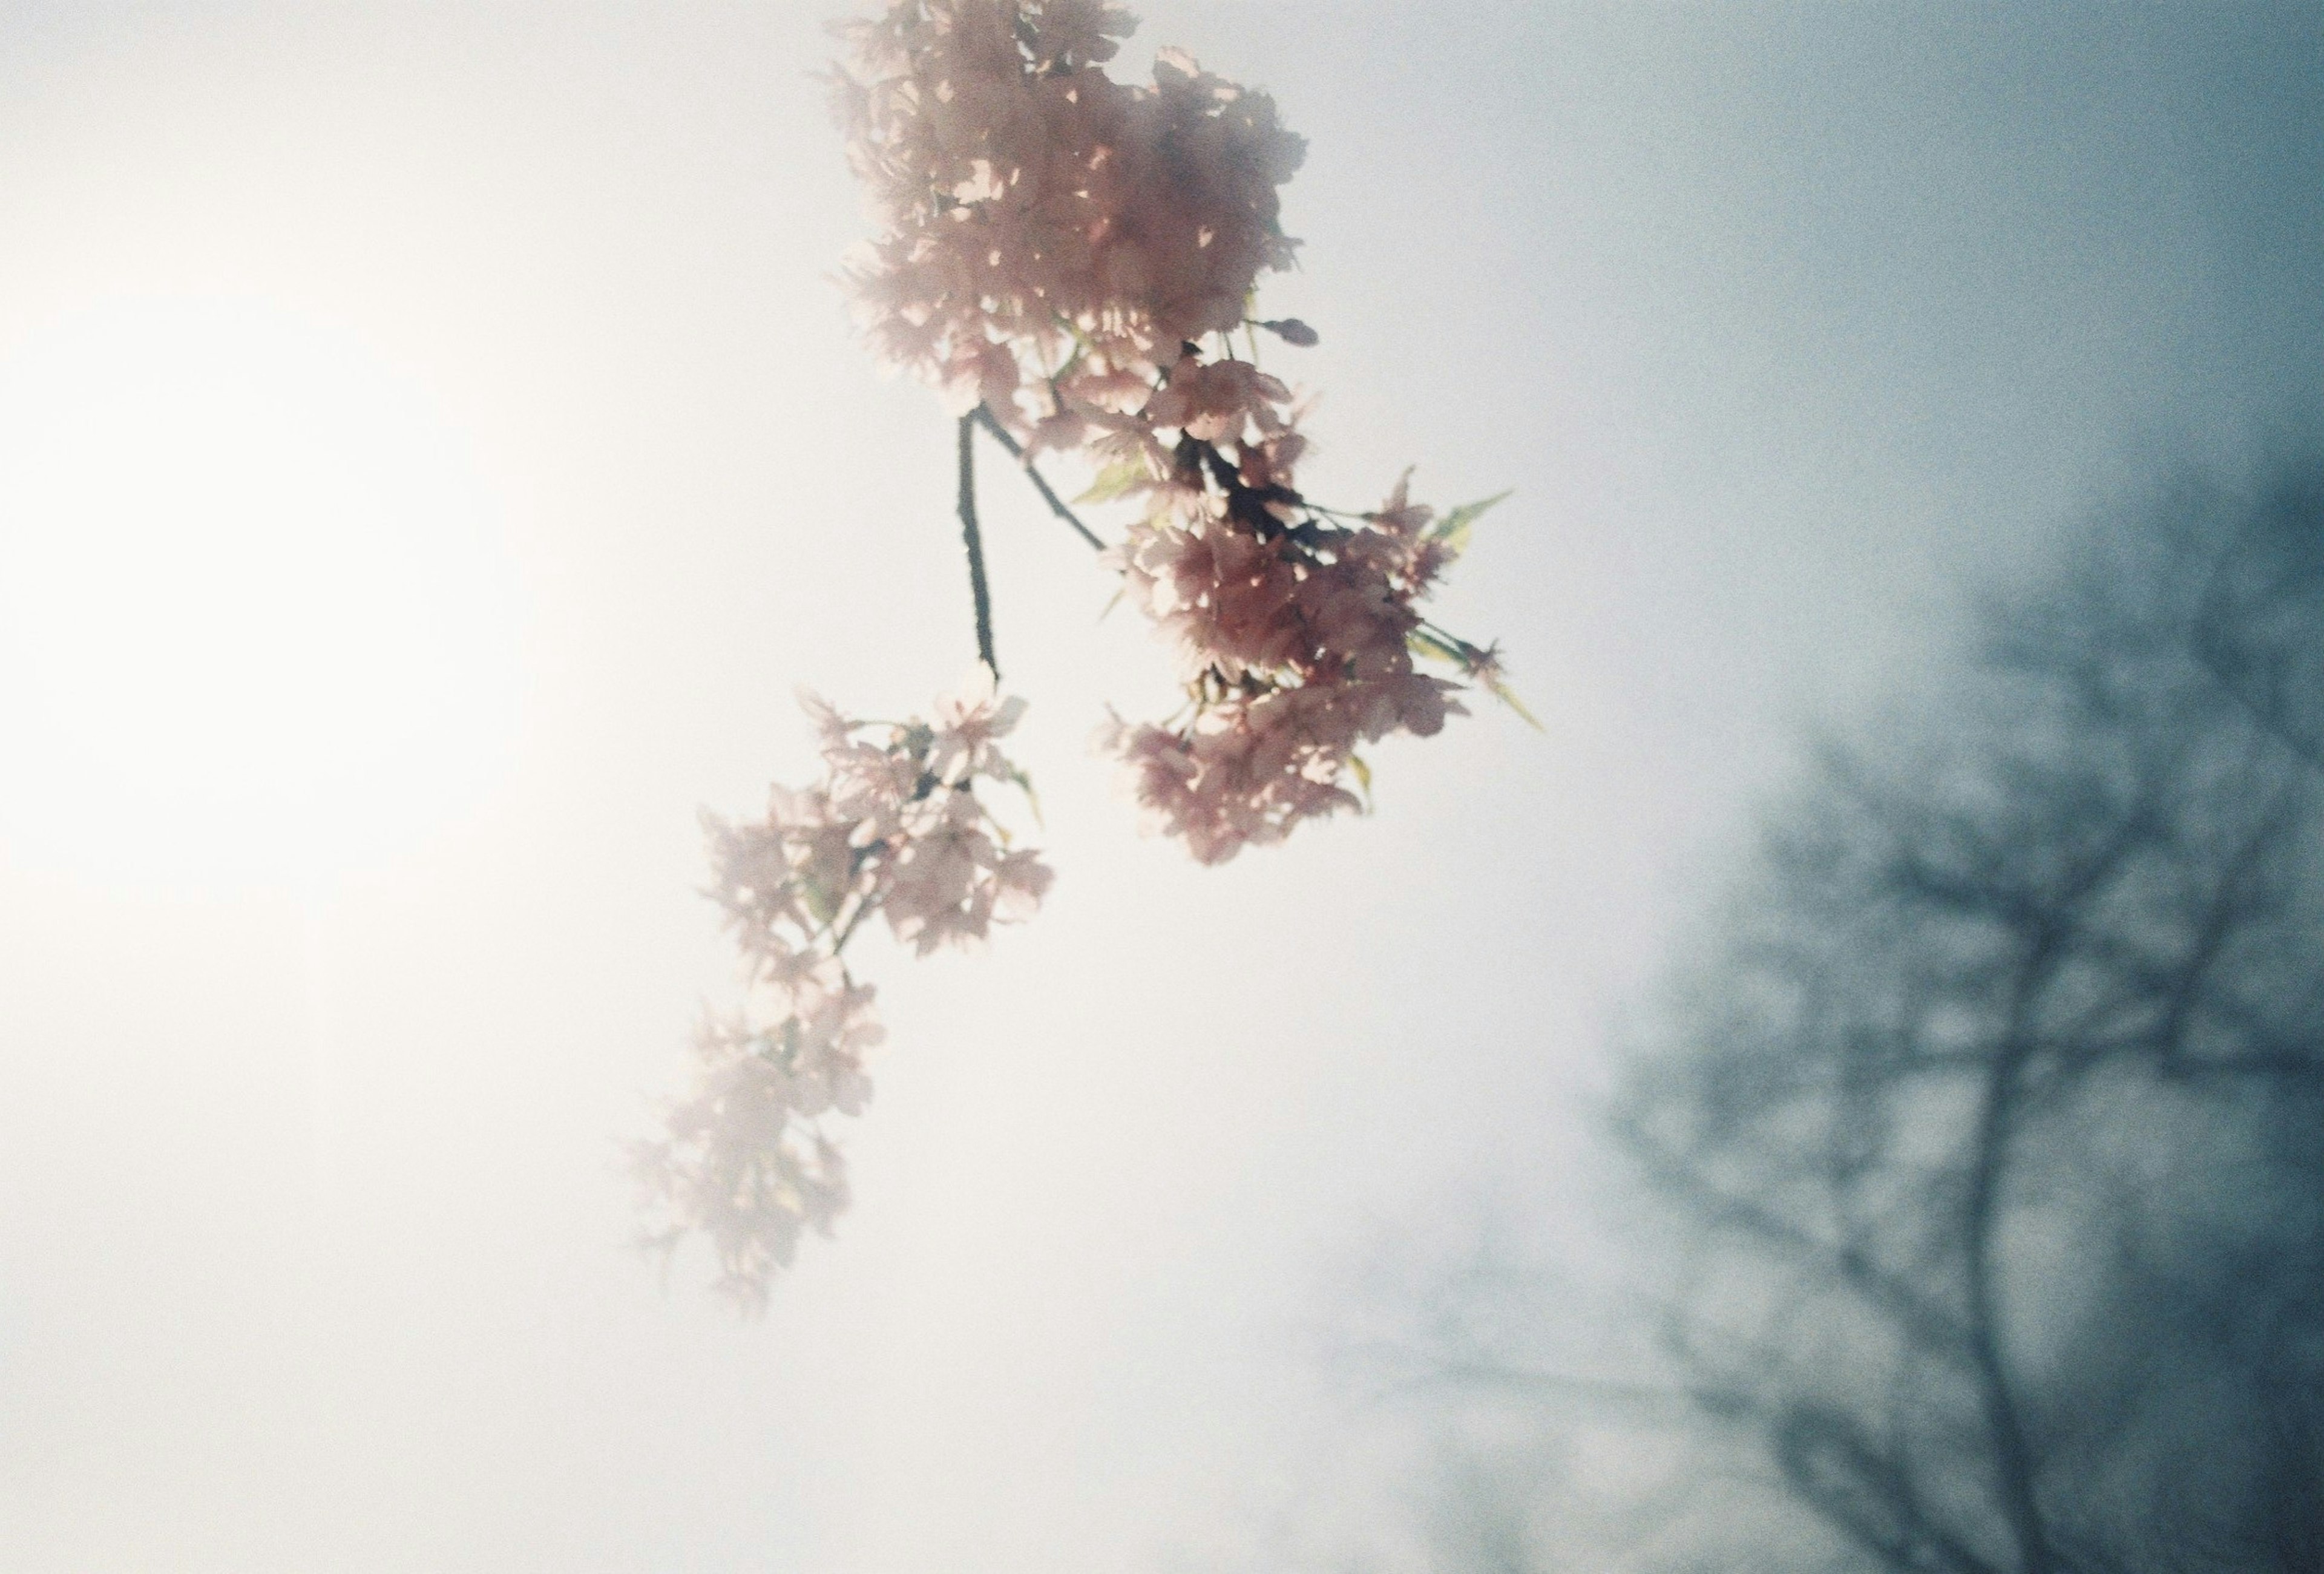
[1595,461,2324,1572]
[1356,462,2324,1573]
[2196,465,2324,770]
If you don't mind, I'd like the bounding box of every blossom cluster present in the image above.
[833,0,1515,864]
[830,0,1304,441]
[1105,459,1509,863]
[635,672,1051,1303]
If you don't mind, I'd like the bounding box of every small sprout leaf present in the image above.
[1484,673,1544,732]
[1428,488,1513,561]
[1011,765,1046,828]
[1407,627,1468,665]
[1074,457,1149,505]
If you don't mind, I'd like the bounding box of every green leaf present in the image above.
[1483,672,1544,732]
[1426,488,1513,562]
[1347,751,1374,810]
[1407,627,1468,665]
[1074,457,1149,506]
[1011,766,1045,828]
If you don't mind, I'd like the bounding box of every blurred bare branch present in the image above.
[1381,461,2324,1572]
[1601,461,2324,1572]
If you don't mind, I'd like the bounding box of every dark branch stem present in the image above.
[956,413,998,679]
[1960,799,2155,1574]
[971,404,1106,551]
[1617,1116,1969,1356]
[1963,1005,2053,1574]
[1384,1357,1699,1418]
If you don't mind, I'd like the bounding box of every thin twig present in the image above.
[956,413,998,678]
[971,404,1106,551]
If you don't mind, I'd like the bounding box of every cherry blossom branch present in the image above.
[643,0,1534,1302]
[955,413,999,679]
[833,0,1517,862]
[638,677,1051,1302]
[971,404,1106,551]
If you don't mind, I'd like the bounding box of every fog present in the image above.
[0,4,2314,1570]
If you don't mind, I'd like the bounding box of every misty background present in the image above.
[0,3,2316,1570]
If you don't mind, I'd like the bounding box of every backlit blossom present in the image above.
[647,0,1521,1307]
[830,0,1511,863]
[1092,453,1480,860]
[832,0,1305,439]
[928,662,1031,784]
[639,674,1049,1302]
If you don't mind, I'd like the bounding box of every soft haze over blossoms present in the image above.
[637,673,1049,1304]
[831,0,1516,864]
[829,0,1301,434]
[643,0,1517,1299]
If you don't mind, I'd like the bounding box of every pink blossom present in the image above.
[643,675,1052,1298]
[832,0,1304,434]
[1094,456,1480,859]
[830,1,1507,865]
[928,664,1031,784]
[632,1005,866,1309]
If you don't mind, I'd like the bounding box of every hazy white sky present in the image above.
[0,3,2314,1570]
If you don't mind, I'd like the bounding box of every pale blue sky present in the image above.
[0,3,2314,1570]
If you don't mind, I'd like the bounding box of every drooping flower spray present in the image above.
[634,675,1049,1306]
[643,0,1518,1300]
[831,0,1520,860]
